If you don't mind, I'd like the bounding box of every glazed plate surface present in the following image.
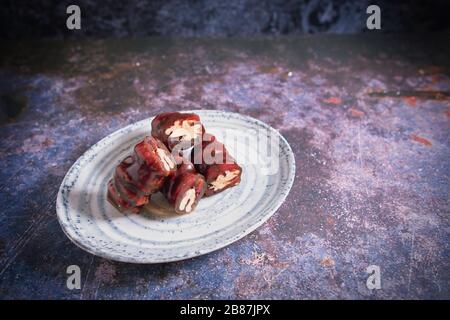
[56,110,295,263]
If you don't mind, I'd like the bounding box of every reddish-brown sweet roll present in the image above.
[113,175,148,207]
[130,136,177,193]
[107,136,176,213]
[192,133,230,173]
[151,112,204,151]
[192,133,242,197]
[201,163,242,197]
[107,179,142,213]
[162,159,206,214]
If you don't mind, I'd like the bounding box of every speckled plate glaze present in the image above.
[56,110,295,263]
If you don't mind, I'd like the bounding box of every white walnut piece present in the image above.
[156,148,175,171]
[165,120,202,142]
[179,188,196,213]
[209,170,240,191]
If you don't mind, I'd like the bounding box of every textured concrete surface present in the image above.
[0,35,449,299]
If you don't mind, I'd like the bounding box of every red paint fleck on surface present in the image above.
[445,110,450,117]
[321,257,335,267]
[324,97,342,105]
[348,108,364,118]
[42,138,53,147]
[326,216,335,225]
[258,66,281,75]
[411,134,432,146]
[405,96,417,106]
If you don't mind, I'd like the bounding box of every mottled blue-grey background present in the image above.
[0,0,449,38]
[0,0,449,300]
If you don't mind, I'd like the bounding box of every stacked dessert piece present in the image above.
[107,112,242,214]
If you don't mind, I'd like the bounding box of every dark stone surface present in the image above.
[0,35,449,299]
[1,0,449,39]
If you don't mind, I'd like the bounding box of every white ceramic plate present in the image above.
[56,110,295,263]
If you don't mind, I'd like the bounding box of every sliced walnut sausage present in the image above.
[129,136,177,194]
[162,159,206,214]
[151,112,204,151]
[202,163,242,197]
[107,179,142,213]
[113,175,148,207]
[192,133,242,196]
[163,173,206,214]
[192,133,232,172]
[107,136,176,213]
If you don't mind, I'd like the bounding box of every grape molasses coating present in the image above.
[107,136,176,213]
[162,158,206,214]
[151,112,204,151]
